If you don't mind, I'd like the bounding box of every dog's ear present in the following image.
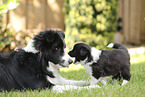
[46,32,56,43]
[33,30,57,51]
[46,30,65,43]
[80,48,87,56]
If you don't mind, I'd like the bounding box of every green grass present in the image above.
[0,54,145,97]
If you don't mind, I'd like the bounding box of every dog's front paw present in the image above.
[88,85,101,88]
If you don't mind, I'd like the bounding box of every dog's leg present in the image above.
[60,77,90,86]
[47,62,90,86]
[112,79,117,84]
[46,70,89,86]
[100,80,107,85]
[51,85,101,93]
[51,85,77,93]
[90,77,98,85]
[47,75,89,86]
[99,76,112,85]
[89,76,101,88]
[122,80,129,86]
[121,67,131,86]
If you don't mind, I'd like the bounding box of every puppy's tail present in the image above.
[107,43,128,51]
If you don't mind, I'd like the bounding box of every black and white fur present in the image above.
[23,30,99,92]
[68,42,131,86]
[0,29,94,93]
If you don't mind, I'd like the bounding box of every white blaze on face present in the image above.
[23,40,38,53]
[61,51,72,67]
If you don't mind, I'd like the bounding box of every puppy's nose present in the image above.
[68,59,73,64]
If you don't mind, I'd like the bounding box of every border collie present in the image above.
[68,42,131,86]
[0,29,93,92]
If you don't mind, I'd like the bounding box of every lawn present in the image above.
[0,54,145,97]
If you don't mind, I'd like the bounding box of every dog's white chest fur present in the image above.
[80,47,103,85]
[83,64,101,85]
[82,47,102,76]
[81,47,102,76]
[46,62,63,85]
[83,64,92,76]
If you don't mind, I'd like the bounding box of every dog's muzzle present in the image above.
[60,52,73,67]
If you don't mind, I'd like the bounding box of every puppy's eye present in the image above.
[74,51,77,53]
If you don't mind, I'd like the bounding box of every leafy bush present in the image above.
[0,25,14,52]
[0,0,19,13]
[64,0,118,49]
[0,0,19,53]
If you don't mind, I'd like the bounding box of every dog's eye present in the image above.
[55,48,58,50]
[55,47,60,51]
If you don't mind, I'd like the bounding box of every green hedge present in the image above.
[64,0,118,49]
[0,0,19,53]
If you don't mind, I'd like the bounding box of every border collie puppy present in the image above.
[0,29,90,92]
[68,42,131,86]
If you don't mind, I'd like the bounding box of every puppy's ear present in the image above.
[80,48,87,56]
[68,51,75,57]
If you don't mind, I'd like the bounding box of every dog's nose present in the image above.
[68,59,73,64]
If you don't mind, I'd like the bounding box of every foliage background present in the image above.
[0,0,19,53]
[0,0,118,53]
[64,0,118,50]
